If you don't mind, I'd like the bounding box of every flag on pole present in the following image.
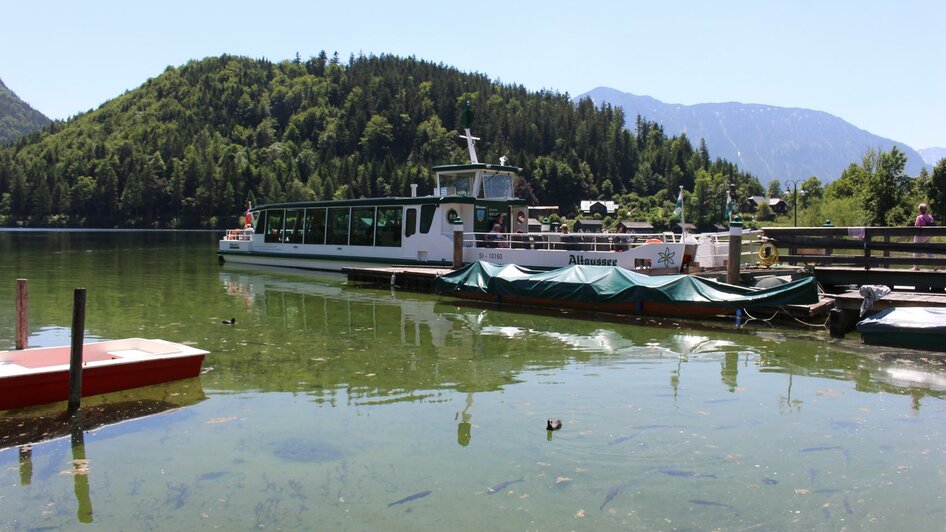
[673,187,684,221]
[724,190,734,221]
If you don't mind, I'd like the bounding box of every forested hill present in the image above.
[0,78,51,145]
[0,53,761,228]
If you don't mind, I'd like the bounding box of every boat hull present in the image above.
[434,261,819,319]
[218,240,687,274]
[0,339,207,410]
[447,290,735,317]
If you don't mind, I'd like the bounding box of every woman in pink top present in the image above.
[913,203,935,269]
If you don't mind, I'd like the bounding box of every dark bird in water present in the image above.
[222,318,236,325]
[546,419,562,431]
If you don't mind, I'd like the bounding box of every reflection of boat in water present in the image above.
[435,261,820,317]
[217,268,945,403]
[0,338,208,410]
[0,377,206,450]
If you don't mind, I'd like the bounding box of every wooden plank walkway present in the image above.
[828,290,946,312]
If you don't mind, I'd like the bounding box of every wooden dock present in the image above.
[343,266,451,291]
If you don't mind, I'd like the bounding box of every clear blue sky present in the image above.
[3,0,943,149]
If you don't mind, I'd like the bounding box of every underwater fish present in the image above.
[600,482,633,510]
[843,497,853,515]
[487,477,523,494]
[388,490,432,507]
[658,468,717,479]
[607,435,636,446]
[688,499,735,510]
[762,477,779,485]
[197,471,227,482]
[800,445,844,452]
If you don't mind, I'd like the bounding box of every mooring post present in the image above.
[727,218,743,285]
[68,288,87,413]
[70,412,93,522]
[15,279,28,349]
[19,445,32,486]
[453,229,463,269]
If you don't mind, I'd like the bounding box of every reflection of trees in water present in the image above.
[217,272,946,409]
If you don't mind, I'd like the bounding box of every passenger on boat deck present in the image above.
[491,214,509,248]
[613,225,628,252]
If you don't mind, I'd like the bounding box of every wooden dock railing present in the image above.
[761,226,946,269]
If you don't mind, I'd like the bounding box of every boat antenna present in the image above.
[459,101,480,163]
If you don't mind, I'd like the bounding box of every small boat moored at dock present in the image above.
[856,307,946,350]
[0,338,208,410]
[434,261,820,318]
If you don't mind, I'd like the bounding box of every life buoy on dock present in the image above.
[759,241,779,267]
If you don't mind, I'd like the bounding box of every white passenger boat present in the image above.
[218,119,692,273]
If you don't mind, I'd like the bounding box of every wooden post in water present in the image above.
[19,445,32,486]
[453,230,463,269]
[727,219,743,285]
[70,412,93,522]
[68,288,87,413]
[15,279,28,349]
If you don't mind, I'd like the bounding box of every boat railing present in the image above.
[464,231,676,252]
[223,228,255,241]
[693,229,764,268]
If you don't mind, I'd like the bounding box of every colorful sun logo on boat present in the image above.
[657,247,676,268]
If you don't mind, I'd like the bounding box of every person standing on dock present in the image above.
[913,203,936,270]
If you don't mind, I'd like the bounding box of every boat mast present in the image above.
[459,101,479,164]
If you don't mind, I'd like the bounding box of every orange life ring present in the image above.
[645,238,663,244]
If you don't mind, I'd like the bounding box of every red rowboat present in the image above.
[0,338,208,410]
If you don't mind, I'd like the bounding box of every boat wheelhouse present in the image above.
[219,120,690,273]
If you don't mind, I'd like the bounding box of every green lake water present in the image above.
[0,231,944,530]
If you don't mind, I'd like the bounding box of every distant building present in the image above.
[574,219,604,233]
[615,220,655,234]
[579,200,618,217]
[529,206,560,220]
[749,196,789,216]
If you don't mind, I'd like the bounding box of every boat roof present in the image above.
[253,195,527,211]
[432,163,521,173]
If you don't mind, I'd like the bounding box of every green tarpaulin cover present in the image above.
[435,261,819,308]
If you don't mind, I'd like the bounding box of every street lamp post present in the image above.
[784,179,803,226]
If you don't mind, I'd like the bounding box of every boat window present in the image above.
[405,208,417,238]
[304,208,326,245]
[327,207,350,245]
[376,206,402,247]
[284,209,304,244]
[420,205,436,234]
[255,210,268,233]
[265,210,285,243]
[483,172,514,198]
[350,207,375,246]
